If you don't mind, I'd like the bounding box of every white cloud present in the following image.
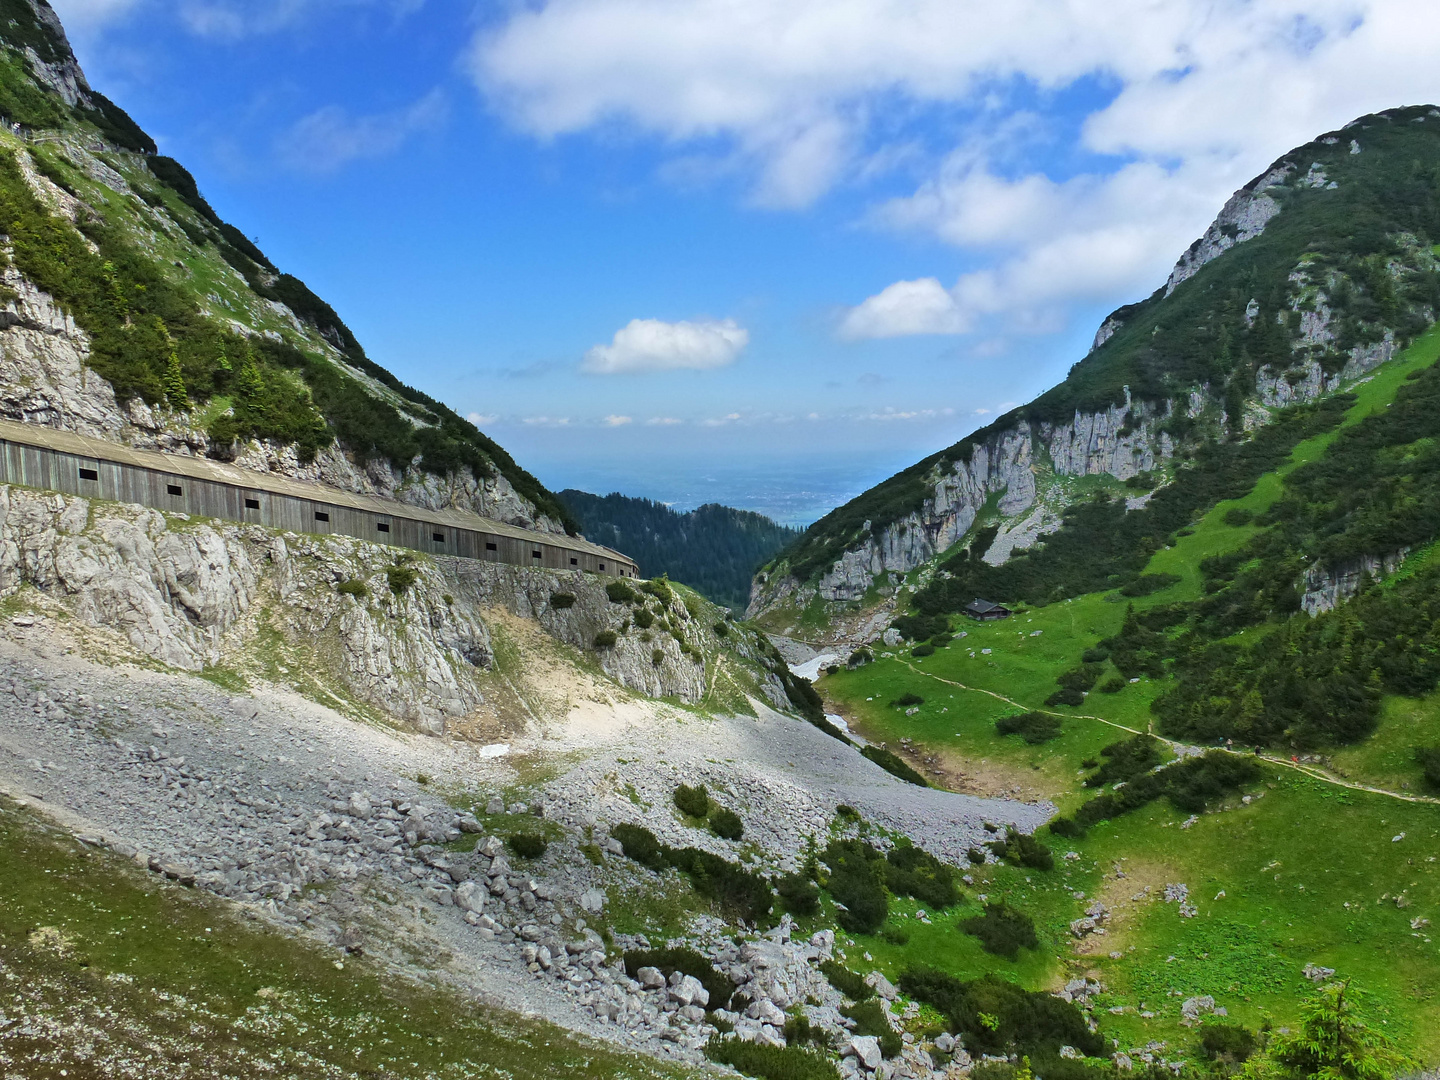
[838,277,968,340]
[701,412,743,426]
[522,415,572,426]
[467,411,498,425]
[602,414,633,426]
[646,416,683,425]
[474,0,1440,334]
[583,317,749,375]
[276,90,446,173]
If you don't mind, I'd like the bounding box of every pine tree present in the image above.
[155,317,188,409]
[1242,980,1413,1080]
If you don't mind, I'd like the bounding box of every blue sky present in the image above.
[50,0,1440,522]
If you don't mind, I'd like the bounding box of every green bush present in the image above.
[885,844,960,908]
[966,847,987,864]
[994,711,1062,744]
[624,948,729,1009]
[1044,687,1086,708]
[1222,507,1254,526]
[709,807,744,841]
[704,1037,838,1080]
[665,845,773,925]
[1198,1021,1257,1062]
[1097,675,1126,693]
[823,839,888,934]
[912,643,936,657]
[606,581,638,604]
[986,827,1054,872]
[1046,816,1084,839]
[848,648,873,667]
[674,784,711,818]
[890,613,949,641]
[842,999,901,1058]
[960,903,1038,960]
[611,823,665,870]
[861,745,928,787]
[1070,751,1262,833]
[336,579,367,597]
[507,833,547,859]
[1415,745,1440,789]
[818,960,873,1001]
[1085,734,1163,787]
[632,608,654,629]
[640,578,674,606]
[1118,572,1182,597]
[782,1012,827,1047]
[776,873,819,916]
[593,630,618,648]
[550,592,576,609]
[898,969,1105,1058]
[713,620,729,637]
[890,692,924,708]
[879,926,909,946]
[652,648,665,665]
[386,564,418,595]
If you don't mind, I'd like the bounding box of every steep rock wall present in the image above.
[1301,550,1409,616]
[0,487,730,733]
[751,396,1173,612]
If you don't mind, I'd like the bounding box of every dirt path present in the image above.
[897,659,1440,810]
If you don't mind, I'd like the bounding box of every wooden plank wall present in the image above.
[0,439,638,577]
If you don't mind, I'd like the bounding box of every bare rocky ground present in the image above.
[0,613,1051,1076]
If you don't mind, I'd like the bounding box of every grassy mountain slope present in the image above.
[806,323,1440,1062]
[0,1,574,531]
[560,490,799,610]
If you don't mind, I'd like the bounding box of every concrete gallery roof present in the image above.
[0,418,629,564]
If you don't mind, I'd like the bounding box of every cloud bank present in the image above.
[583,317,749,374]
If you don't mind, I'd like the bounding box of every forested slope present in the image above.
[560,490,798,610]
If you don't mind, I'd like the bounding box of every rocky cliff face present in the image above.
[749,394,1174,614]
[0,486,752,734]
[1300,549,1409,616]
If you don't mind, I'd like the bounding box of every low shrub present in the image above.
[606,581,638,604]
[703,1036,838,1080]
[713,620,729,637]
[823,838,888,934]
[640,578,674,606]
[386,564,418,596]
[1044,687,1086,707]
[986,827,1054,872]
[912,643,936,658]
[625,947,729,1008]
[809,715,853,745]
[593,630,618,648]
[818,959,872,1001]
[1085,734,1163,787]
[880,926,910,945]
[1415,745,1440,790]
[1046,816,1084,839]
[633,608,655,629]
[666,845,773,924]
[611,823,665,869]
[930,632,953,647]
[994,711,1062,745]
[848,648,873,667]
[1119,572,1182,597]
[652,648,665,665]
[842,999,901,1058]
[835,804,860,822]
[336,579,367,597]
[885,843,960,908]
[861,745,928,787]
[1222,507,1254,527]
[890,613,949,641]
[1098,676,1126,693]
[549,591,576,609]
[776,873,819,916]
[966,847,987,864]
[960,903,1039,959]
[899,969,1105,1058]
[674,784,711,818]
[1199,1021,1257,1063]
[507,832,548,859]
[1056,663,1105,692]
[1069,751,1262,834]
[782,1012,827,1047]
[710,807,745,841]
[889,692,924,708]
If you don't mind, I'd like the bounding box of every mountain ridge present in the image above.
[752,104,1440,621]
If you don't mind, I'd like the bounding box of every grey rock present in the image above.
[848,1035,882,1070]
